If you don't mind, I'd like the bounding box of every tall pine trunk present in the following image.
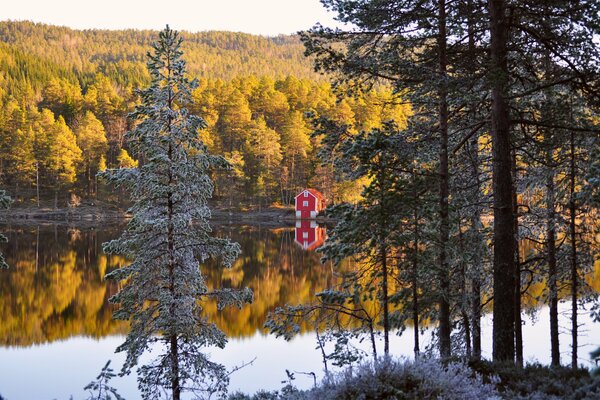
[512,150,523,366]
[489,0,516,363]
[379,167,390,356]
[412,170,420,357]
[470,161,483,359]
[546,162,560,367]
[569,129,578,370]
[544,128,560,367]
[437,0,452,359]
[466,1,481,360]
[166,53,181,400]
[381,242,390,356]
[458,221,472,358]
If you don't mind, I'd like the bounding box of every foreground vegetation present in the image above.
[229,358,600,400]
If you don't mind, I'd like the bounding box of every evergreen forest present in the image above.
[0,20,408,208]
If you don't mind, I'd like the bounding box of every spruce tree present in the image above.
[100,26,252,400]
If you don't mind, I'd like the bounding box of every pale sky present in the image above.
[2,0,341,36]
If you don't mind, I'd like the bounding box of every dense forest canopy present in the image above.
[0,20,321,86]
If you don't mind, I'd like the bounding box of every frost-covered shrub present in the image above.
[229,391,281,400]
[301,358,499,400]
[231,358,499,400]
[470,360,600,400]
[231,359,600,400]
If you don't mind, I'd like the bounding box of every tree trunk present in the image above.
[546,159,560,367]
[437,0,452,360]
[381,241,390,356]
[513,150,523,367]
[166,56,181,400]
[412,177,420,358]
[569,129,578,370]
[458,220,472,358]
[489,0,516,363]
[466,3,482,360]
[468,142,483,359]
[167,156,181,400]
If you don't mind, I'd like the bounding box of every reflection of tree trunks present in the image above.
[35,225,39,273]
[36,162,40,208]
[513,150,523,367]
[87,163,91,198]
[569,129,578,370]
[437,0,451,360]
[490,0,516,363]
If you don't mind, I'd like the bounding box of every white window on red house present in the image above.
[303,201,308,207]
[303,231,308,239]
[304,191,308,197]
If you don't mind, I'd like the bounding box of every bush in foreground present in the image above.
[230,358,500,400]
[470,360,600,400]
[231,358,600,400]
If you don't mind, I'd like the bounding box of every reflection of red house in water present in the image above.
[295,220,326,251]
[295,189,326,219]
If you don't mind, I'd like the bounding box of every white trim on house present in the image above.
[295,190,318,201]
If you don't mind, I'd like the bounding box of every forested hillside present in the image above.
[0,20,319,87]
[0,21,408,207]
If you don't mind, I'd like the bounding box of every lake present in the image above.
[0,222,598,399]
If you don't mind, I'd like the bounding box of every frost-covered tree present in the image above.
[100,26,252,400]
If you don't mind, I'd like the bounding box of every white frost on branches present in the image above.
[99,26,252,399]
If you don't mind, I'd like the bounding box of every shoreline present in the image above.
[0,204,335,226]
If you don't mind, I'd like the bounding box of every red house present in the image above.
[295,189,326,219]
[294,219,326,251]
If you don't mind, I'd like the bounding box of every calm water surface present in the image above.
[0,222,598,399]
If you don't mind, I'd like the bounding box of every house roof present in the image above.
[295,188,325,201]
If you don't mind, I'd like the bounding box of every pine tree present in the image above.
[99,26,252,400]
[267,121,428,360]
[75,111,108,196]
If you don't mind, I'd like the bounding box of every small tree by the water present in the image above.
[100,26,252,400]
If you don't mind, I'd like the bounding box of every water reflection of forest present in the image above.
[0,223,598,347]
[0,223,339,346]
